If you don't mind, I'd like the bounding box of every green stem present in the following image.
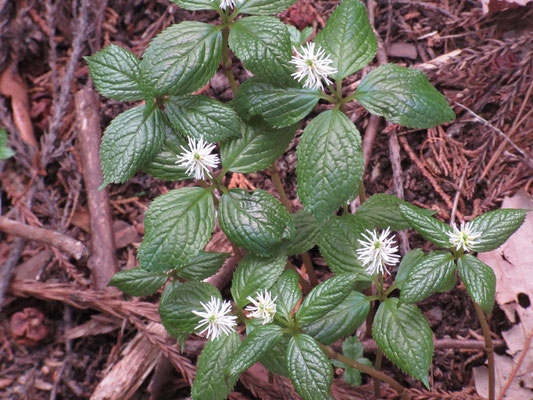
[269,163,318,287]
[221,27,238,95]
[301,252,318,287]
[374,348,383,397]
[319,343,408,398]
[268,164,292,212]
[357,181,367,204]
[474,302,495,400]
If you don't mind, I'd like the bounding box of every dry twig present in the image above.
[0,216,88,261]
[75,88,118,289]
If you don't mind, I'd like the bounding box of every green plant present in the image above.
[86,1,526,399]
[0,128,15,159]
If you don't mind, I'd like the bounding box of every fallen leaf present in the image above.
[479,0,533,14]
[473,354,533,399]
[475,189,533,398]
[0,64,38,151]
[10,307,48,344]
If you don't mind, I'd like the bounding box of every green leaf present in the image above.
[259,333,291,377]
[302,291,369,345]
[141,22,222,96]
[170,0,218,11]
[108,268,167,296]
[238,0,297,15]
[457,254,496,314]
[296,274,356,325]
[314,0,377,79]
[100,105,165,186]
[191,331,241,400]
[271,270,301,320]
[373,298,433,388]
[138,187,215,272]
[86,44,144,101]
[287,334,334,400]
[165,95,241,142]
[229,16,294,86]
[287,24,313,49]
[282,210,325,256]
[175,251,230,281]
[220,118,296,174]
[330,336,371,386]
[231,253,286,308]
[142,129,190,181]
[297,109,364,219]
[0,128,14,159]
[469,209,527,252]
[318,215,371,276]
[355,63,455,128]
[233,78,320,128]
[228,324,284,377]
[400,251,456,303]
[219,189,294,256]
[356,194,436,231]
[159,281,220,339]
[395,248,425,290]
[400,204,452,249]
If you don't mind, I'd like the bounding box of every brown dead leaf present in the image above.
[480,0,533,14]
[475,189,533,398]
[0,64,38,151]
[10,307,48,344]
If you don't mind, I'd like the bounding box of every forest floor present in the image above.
[0,0,532,399]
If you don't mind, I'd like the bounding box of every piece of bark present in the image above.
[90,322,164,400]
[75,88,118,289]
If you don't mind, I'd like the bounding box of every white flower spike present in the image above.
[245,289,277,325]
[213,0,244,11]
[192,296,238,340]
[357,227,401,276]
[448,221,481,253]
[175,136,220,181]
[289,42,337,91]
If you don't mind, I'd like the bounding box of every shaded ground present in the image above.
[1,0,532,399]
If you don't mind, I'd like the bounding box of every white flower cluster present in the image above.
[212,0,244,11]
[357,227,400,276]
[175,137,220,181]
[448,221,481,252]
[289,42,337,91]
[245,290,277,324]
[192,296,237,340]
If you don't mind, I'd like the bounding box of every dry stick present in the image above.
[449,168,467,225]
[389,129,410,255]
[361,338,505,353]
[0,216,88,261]
[497,331,533,400]
[473,302,495,400]
[43,0,90,166]
[75,88,118,290]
